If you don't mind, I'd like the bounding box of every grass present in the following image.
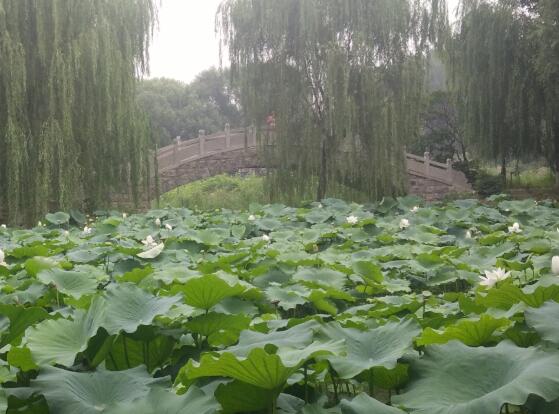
[159,174,267,211]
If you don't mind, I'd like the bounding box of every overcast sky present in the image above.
[148,0,461,84]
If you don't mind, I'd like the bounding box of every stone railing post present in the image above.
[424,152,431,178]
[225,123,231,148]
[251,124,257,147]
[173,136,180,165]
[446,158,453,184]
[198,130,206,156]
[245,125,254,150]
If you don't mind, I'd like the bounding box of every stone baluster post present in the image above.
[173,136,180,166]
[198,130,206,156]
[225,123,231,149]
[446,158,453,184]
[424,152,431,178]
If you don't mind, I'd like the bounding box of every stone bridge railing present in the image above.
[156,126,471,195]
[157,126,256,172]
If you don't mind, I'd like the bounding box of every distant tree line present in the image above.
[137,68,243,148]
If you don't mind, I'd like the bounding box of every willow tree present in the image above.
[0,0,157,224]
[531,0,559,185]
[218,0,448,203]
[449,0,551,181]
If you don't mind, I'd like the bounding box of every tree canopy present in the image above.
[218,0,448,203]
[0,0,157,224]
[137,68,242,147]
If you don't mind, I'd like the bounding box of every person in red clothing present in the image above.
[266,111,276,129]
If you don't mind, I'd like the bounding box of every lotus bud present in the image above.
[552,256,559,275]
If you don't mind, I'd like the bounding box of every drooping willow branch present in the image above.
[0,0,158,224]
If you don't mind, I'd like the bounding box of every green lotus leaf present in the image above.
[525,300,559,346]
[225,320,318,357]
[178,274,246,310]
[101,284,181,334]
[37,268,100,299]
[66,246,111,263]
[106,386,219,414]
[300,401,342,414]
[0,304,50,347]
[293,267,347,290]
[340,393,406,414]
[265,285,308,310]
[186,229,230,246]
[104,333,176,372]
[69,209,86,225]
[319,319,420,379]
[478,283,559,310]
[519,239,551,255]
[151,266,199,284]
[7,346,38,371]
[25,298,105,366]
[352,261,384,284]
[185,348,300,391]
[45,212,70,226]
[26,365,169,414]
[184,342,337,392]
[371,364,409,390]
[215,380,275,414]
[25,256,59,277]
[394,341,559,414]
[416,314,510,347]
[184,312,251,338]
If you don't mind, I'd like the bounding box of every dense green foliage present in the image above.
[218,0,449,203]
[1,198,559,413]
[160,174,266,211]
[0,0,157,225]
[138,69,243,147]
[449,0,559,182]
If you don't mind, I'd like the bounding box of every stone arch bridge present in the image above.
[155,126,471,202]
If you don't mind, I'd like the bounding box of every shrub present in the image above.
[159,174,266,211]
[475,174,504,197]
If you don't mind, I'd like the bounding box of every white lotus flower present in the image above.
[410,206,419,213]
[552,256,559,275]
[142,235,157,248]
[318,203,323,209]
[466,230,472,239]
[63,230,70,237]
[262,234,271,242]
[83,226,93,235]
[346,215,358,225]
[248,214,256,221]
[0,224,6,229]
[155,218,161,226]
[479,268,511,288]
[399,218,410,229]
[165,223,173,231]
[122,213,127,219]
[38,221,42,227]
[0,249,6,267]
[508,222,522,234]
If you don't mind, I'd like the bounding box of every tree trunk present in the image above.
[553,121,559,189]
[316,135,328,201]
[500,157,507,186]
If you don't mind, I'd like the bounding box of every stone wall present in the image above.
[158,148,263,194]
[408,174,472,202]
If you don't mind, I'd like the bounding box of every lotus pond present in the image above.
[1,197,559,414]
